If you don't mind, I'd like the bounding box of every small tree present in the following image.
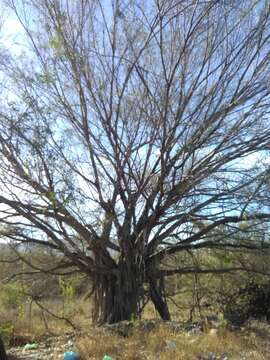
[0,0,270,323]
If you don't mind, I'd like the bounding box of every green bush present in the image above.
[0,283,26,311]
[220,280,270,325]
[0,322,14,346]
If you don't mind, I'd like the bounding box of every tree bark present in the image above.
[0,335,7,360]
[92,255,171,324]
[93,260,143,324]
[149,277,171,321]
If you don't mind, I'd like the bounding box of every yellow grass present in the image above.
[1,296,270,359]
[76,325,266,360]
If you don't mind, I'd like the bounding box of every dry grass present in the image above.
[76,325,267,360]
[1,296,270,359]
[0,297,91,345]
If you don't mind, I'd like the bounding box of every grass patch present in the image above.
[76,325,263,360]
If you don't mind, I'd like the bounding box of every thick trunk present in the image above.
[93,260,143,324]
[0,336,7,360]
[102,274,140,324]
[149,277,171,321]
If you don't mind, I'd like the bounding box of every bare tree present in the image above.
[0,0,270,323]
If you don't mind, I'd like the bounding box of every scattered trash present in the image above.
[164,339,177,351]
[102,355,115,360]
[63,351,80,360]
[23,343,39,351]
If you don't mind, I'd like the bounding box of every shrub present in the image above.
[0,283,27,311]
[0,322,14,346]
[219,280,270,325]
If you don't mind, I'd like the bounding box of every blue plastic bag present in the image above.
[63,351,80,360]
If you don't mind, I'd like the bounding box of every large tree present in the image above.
[0,0,270,323]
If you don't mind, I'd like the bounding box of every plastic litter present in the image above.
[63,351,81,360]
[164,339,177,351]
[102,355,115,360]
[23,343,39,350]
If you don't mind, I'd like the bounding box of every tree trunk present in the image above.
[0,336,7,360]
[149,277,171,321]
[93,260,143,324]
